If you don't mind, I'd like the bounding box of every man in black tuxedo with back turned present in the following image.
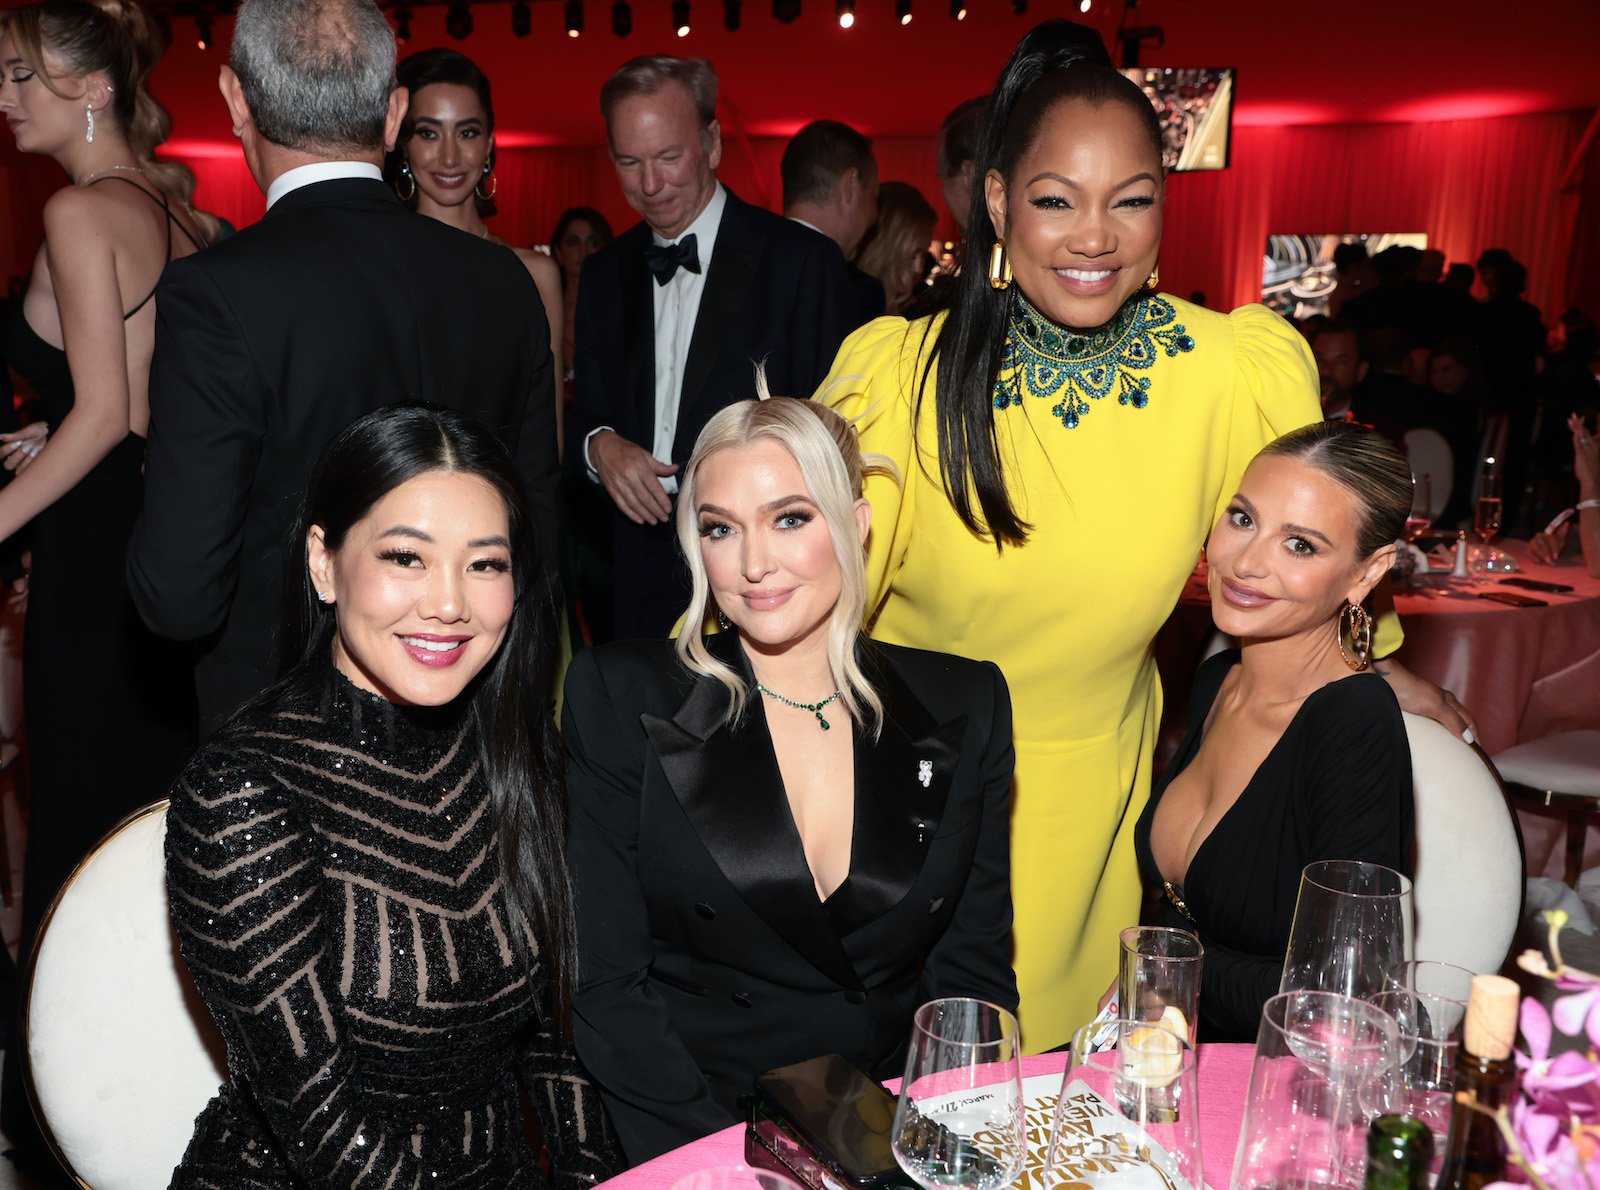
[570,56,852,641]
[127,0,560,732]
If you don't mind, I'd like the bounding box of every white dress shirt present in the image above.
[586,183,728,495]
[265,161,383,210]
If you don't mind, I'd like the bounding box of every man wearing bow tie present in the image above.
[570,55,852,641]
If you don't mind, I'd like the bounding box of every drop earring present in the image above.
[396,163,416,202]
[715,609,730,631]
[1145,262,1161,290]
[85,104,94,144]
[475,164,498,201]
[988,241,1012,291]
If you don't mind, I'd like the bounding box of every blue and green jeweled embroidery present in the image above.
[993,291,1196,428]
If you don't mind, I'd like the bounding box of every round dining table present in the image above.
[597,1043,1256,1188]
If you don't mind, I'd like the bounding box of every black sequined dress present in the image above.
[165,663,618,1189]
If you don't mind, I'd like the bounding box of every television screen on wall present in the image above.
[1263,233,1429,320]
[1122,67,1235,171]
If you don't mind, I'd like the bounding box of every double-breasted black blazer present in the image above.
[566,189,854,639]
[562,633,1017,1165]
[127,177,561,731]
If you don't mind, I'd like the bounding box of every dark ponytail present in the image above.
[920,20,1160,546]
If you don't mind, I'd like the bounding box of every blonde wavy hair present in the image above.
[675,381,898,735]
[6,0,216,242]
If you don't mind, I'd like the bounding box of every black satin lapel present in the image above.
[646,641,864,990]
[621,246,654,441]
[678,206,762,429]
[844,650,968,924]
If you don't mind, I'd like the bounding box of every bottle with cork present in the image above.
[1435,973,1520,1190]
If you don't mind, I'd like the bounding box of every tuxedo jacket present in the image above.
[563,633,1017,1165]
[127,178,560,731]
[567,190,853,639]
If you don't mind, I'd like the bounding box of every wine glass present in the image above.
[1045,1019,1205,1189]
[1400,473,1433,583]
[891,998,1026,1190]
[1280,861,1413,1001]
[1475,457,1503,576]
[1232,991,1403,1190]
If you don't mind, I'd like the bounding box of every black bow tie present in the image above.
[645,234,701,285]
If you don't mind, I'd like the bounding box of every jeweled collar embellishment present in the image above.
[993,290,1196,429]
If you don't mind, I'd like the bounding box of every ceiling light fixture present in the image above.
[672,0,690,34]
[445,0,472,37]
[1078,0,1090,10]
[950,0,966,18]
[836,0,854,26]
[611,0,632,33]
[723,0,741,29]
[565,0,584,35]
[195,14,212,49]
[511,0,531,34]
[773,0,800,22]
[1011,0,1026,11]
[393,4,412,40]
[896,0,912,22]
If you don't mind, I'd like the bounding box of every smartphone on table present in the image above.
[746,1054,916,1189]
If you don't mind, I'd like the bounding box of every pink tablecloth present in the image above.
[599,1043,1256,1188]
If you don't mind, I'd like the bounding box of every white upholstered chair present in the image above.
[23,800,228,1189]
[1402,428,1453,521]
[1493,731,1600,888]
[1404,713,1522,975]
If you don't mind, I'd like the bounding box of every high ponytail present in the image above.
[5,0,216,242]
[918,20,1160,547]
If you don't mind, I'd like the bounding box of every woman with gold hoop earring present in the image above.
[1133,420,1415,1041]
[385,48,564,453]
[817,19,1472,1049]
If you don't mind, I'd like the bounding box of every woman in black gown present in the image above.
[1135,421,1416,1041]
[0,0,207,951]
[167,406,618,1187]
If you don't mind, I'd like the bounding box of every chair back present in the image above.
[1402,428,1453,521]
[24,801,227,1189]
[1403,714,1523,974]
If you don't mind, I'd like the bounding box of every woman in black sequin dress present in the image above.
[166,406,618,1188]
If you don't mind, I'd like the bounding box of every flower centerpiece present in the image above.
[1486,909,1600,1187]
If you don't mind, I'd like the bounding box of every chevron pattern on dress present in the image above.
[166,667,617,1188]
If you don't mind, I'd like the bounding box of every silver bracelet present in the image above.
[1544,498,1600,535]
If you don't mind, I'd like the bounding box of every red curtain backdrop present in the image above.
[2,106,1594,326]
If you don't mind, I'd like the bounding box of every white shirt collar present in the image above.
[651,181,727,248]
[266,161,383,210]
[789,216,825,237]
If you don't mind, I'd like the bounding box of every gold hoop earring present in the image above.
[476,167,497,201]
[85,104,94,144]
[1145,262,1160,290]
[988,241,1012,291]
[396,163,416,202]
[1337,600,1372,671]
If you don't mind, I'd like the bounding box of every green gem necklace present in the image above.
[755,682,842,730]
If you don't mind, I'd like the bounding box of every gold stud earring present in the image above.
[988,241,1012,291]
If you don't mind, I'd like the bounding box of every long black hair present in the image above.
[920,20,1162,547]
[385,47,499,217]
[271,404,577,1033]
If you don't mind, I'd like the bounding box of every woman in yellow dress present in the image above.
[819,20,1472,1050]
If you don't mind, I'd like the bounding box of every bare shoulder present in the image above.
[512,246,561,286]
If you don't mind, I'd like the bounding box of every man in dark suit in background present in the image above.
[782,120,883,330]
[127,0,560,732]
[570,56,852,641]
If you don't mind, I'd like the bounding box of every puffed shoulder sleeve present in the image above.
[1211,304,1320,526]
[815,315,929,623]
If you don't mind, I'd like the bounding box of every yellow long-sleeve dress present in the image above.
[817,290,1321,1051]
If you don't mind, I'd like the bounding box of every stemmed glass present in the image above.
[1400,473,1433,583]
[891,998,1026,1190]
[1232,991,1403,1189]
[1280,860,1413,1001]
[1474,456,1503,576]
[1044,1020,1205,1189]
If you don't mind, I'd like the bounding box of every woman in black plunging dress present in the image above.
[0,0,210,948]
[1135,421,1416,1042]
